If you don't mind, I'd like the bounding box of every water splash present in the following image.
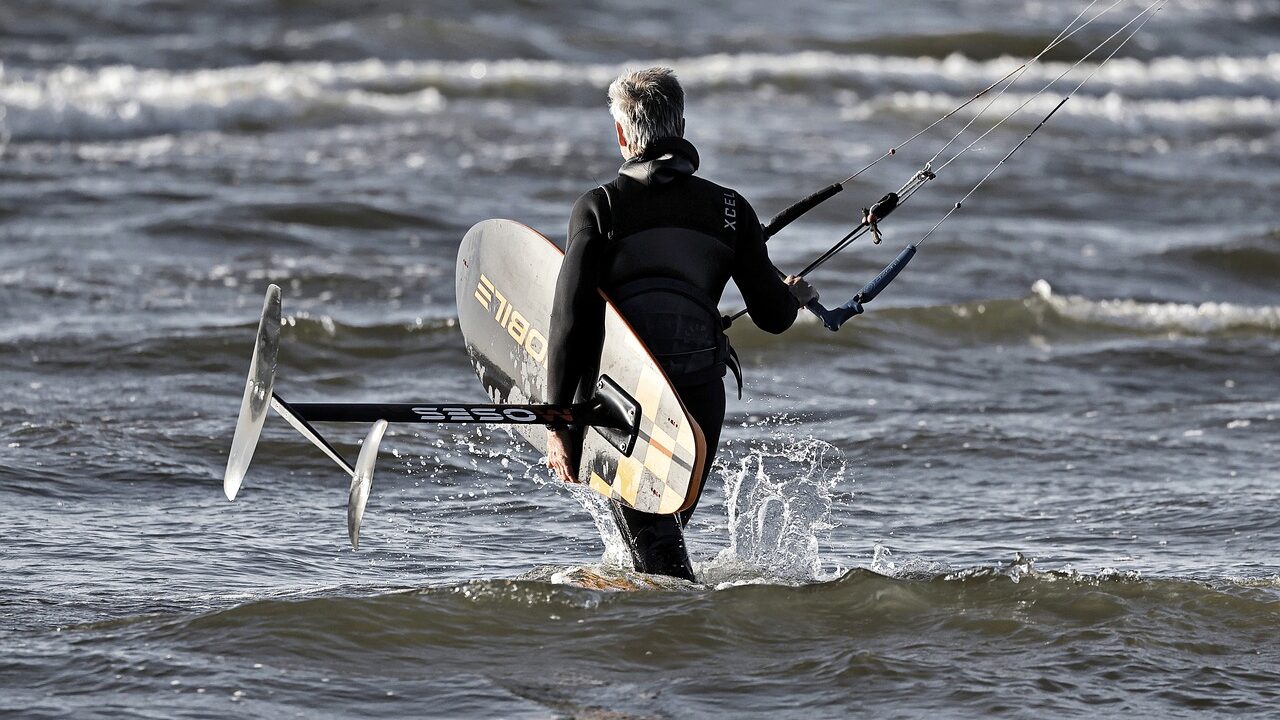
[871,542,895,575]
[870,542,951,579]
[391,424,849,586]
[705,436,846,583]
[563,484,632,570]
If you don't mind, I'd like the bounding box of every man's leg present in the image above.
[610,379,726,580]
[610,503,695,580]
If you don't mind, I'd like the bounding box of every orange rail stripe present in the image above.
[648,438,674,459]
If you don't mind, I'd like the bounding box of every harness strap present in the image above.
[726,344,743,400]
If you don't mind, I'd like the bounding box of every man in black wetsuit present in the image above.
[545,67,816,580]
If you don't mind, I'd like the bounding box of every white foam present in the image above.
[684,52,1280,102]
[3,51,1276,142]
[1032,279,1280,334]
[847,89,1280,134]
[0,60,446,142]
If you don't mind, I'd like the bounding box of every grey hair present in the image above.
[607,67,684,158]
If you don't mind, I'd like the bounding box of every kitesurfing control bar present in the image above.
[795,190,902,277]
[728,189,904,327]
[857,244,917,304]
[805,244,917,331]
[763,182,844,238]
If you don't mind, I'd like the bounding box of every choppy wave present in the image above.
[0,61,447,142]
[74,567,1280,658]
[4,51,1277,141]
[846,89,1280,137]
[299,278,1279,345]
[1164,232,1280,284]
[11,278,1275,358]
[745,279,1280,351]
[30,564,1274,715]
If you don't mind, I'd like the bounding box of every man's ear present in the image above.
[615,121,628,150]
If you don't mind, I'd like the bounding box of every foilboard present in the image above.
[455,219,706,514]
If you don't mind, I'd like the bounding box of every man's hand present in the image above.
[785,275,818,306]
[546,428,580,483]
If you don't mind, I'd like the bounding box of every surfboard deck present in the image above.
[455,219,706,515]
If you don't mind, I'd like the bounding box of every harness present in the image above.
[599,184,744,398]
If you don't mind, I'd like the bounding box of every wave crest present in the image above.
[1031,278,1280,336]
[4,51,1277,141]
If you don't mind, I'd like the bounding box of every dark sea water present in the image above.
[3,1,1279,717]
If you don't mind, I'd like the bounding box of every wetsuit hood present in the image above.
[619,137,699,186]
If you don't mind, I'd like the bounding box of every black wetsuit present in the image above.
[548,137,798,580]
